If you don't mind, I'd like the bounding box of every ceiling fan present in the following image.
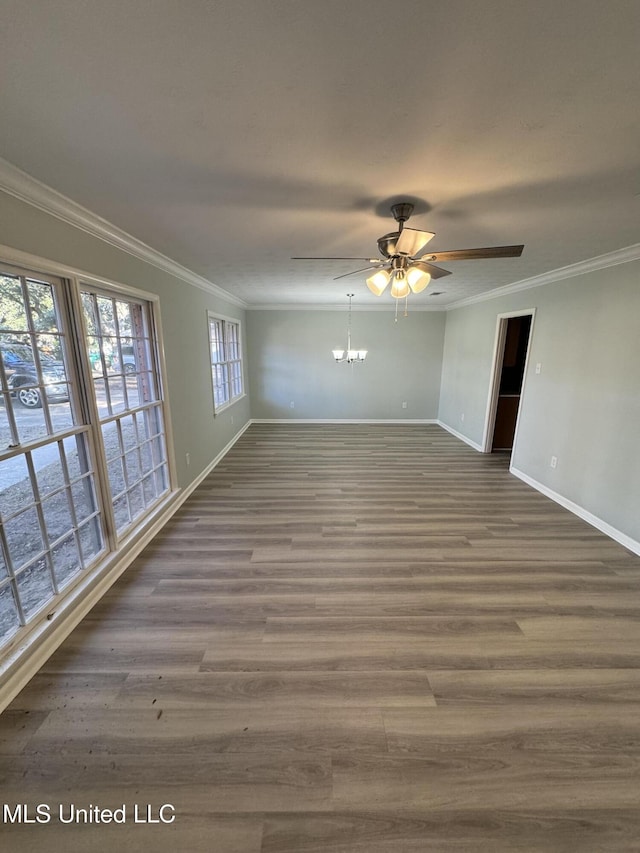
[292,202,524,299]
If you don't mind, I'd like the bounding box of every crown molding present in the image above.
[446,243,640,310]
[247,302,444,311]
[0,156,247,308]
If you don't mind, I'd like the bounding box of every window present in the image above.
[81,288,170,537]
[0,261,172,651]
[208,314,243,412]
[1,267,105,645]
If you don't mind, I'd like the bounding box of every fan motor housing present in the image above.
[377,231,400,258]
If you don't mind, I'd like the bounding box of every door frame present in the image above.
[481,308,536,454]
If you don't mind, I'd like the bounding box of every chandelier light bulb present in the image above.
[332,294,367,364]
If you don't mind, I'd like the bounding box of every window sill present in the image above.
[213,392,246,416]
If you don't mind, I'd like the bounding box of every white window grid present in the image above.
[81,289,170,538]
[0,264,173,650]
[208,314,243,413]
[1,269,106,644]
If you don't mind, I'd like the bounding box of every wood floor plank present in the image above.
[1,423,639,851]
[427,669,640,705]
[200,640,490,672]
[264,616,525,642]
[115,671,436,708]
[26,707,387,755]
[261,810,640,852]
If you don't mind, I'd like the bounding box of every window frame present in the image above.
[0,247,177,656]
[78,283,173,542]
[207,311,245,414]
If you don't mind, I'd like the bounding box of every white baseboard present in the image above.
[251,418,439,424]
[510,466,640,557]
[436,420,484,452]
[0,418,252,713]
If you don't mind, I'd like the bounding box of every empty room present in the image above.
[1,1,639,850]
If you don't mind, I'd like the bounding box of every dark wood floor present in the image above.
[2,424,640,851]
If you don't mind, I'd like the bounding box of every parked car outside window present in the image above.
[0,341,69,408]
[111,345,137,375]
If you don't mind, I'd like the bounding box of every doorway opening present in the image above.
[482,310,534,457]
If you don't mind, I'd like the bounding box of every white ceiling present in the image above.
[1,0,639,308]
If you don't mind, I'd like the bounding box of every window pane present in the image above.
[41,491,74,544]
[115,300,133,337]
[97,296,117,336]
[0,275,28,331]
[102,420,123,462]
[141,474,157,505]
[128,483,144,520]
[0,454,34,518]
[51,536,81,588]
[0,584,21,644]
[31,439,68,498]
[27,281,59,333]
[124,449,142,484]
[139,440,154,475]
[4,507,45,571]
[107,375,127,413]
[16,560,54,619]
[0,394,15,450]
[61,434,93,482]
[120,414,138,452]
[151,434,167,467]
[78,519,103,566]
[107,456,126,497]
[92,378,110,418]
[15,401,48,445]
[81,293,98,335]
[155,464,169,495]
[70,476,99,524]
[140,406,163,440]
[49,396,75,435]
[113,494,130,532]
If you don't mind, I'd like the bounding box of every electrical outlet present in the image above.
[289,401,295,409]
[535,362,542,374]
[402,402,408,409]
[550,455,557,469]
[461,413,465,422]
[185,452,190,467]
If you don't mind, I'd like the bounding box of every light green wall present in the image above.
[439,260,640,542]
[0,190,250,490]
[246,309,445,420]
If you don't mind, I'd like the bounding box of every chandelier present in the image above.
[332,294,367,364]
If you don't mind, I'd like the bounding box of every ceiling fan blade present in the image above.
[332,265,383,281]
[411,261,451,280]
[421,245,524,262]
[395,228,436,257]
[291,256,382,261]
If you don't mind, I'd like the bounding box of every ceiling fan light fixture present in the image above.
[394,227,436,257]
[366,268,391,296]
[390,270,410,299]
[407,265,432,293]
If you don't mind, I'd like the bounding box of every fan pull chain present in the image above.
[404,295,408,317]
[394,300,399,323]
